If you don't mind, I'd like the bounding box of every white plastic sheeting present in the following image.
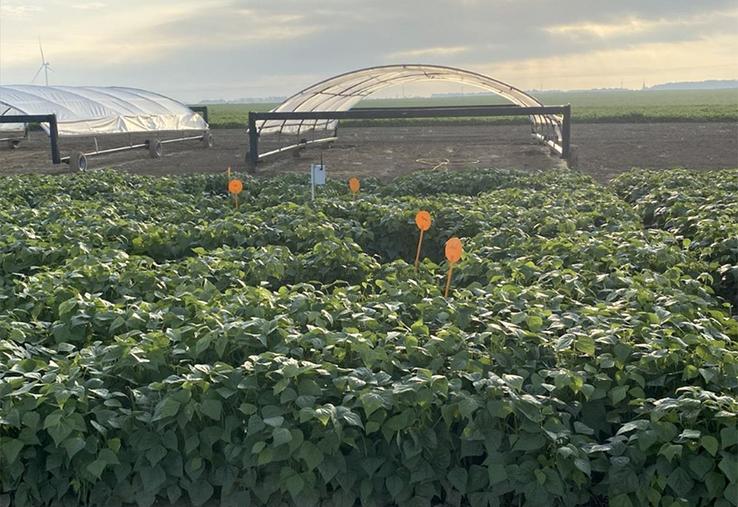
[257,64,555,134]
[0,85,208,136]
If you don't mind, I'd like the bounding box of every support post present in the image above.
[247,112,259,169]
[48,114,61,164]
[561,104,571,160]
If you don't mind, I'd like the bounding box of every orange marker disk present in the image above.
[228,178,243,208]
[348,177,360,195]
[444,237,463,297]
[414,210,432,269]
[228,179,243,194]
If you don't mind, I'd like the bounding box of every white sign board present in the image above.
[310,164,326,186]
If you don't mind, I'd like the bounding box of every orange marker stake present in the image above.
[228,178,243,209]
[444,237,463,297]
[348,177,360,200]
[414,210,432,270]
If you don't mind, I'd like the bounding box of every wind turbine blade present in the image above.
[31,65,43,83]
[39,38,45,62]
[46,66,54,73]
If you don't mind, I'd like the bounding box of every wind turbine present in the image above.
[31,39,52,86]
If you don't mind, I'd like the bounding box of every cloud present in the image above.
[545,8,738,41]
[388,46,471,60]
[0,0,736,100]
[476,33,738,90]
[0,2,43,16]
[70,2,107,10]
[546,18,669,38]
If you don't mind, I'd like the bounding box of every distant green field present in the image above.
[206,89,738,128]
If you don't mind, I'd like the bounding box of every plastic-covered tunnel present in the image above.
[0,85,207,136]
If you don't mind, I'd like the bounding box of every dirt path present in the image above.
[1,123,735,182]
[572,122,738,181]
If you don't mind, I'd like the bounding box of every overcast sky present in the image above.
[0,0,736,102]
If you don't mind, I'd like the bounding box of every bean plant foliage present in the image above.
[0,167,737,507]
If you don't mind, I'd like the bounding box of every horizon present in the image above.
[197,80,738,104]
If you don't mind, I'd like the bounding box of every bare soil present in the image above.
[1,123,735,182]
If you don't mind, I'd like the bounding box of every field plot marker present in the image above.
[348,177,360,200]
[310,161,326,201]
[414,210,432,270]
[226,166,244,208]
[444,237,463,297]
[228,178,244,210]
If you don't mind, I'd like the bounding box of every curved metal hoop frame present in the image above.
[256,64,562,143]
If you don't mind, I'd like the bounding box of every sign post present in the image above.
[444,237,463,297]
[348,177,360,200]
[228,173,243,209]
[310,163,326,201]
[414,210,432,270]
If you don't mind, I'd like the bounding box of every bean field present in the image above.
[1,168,737,507]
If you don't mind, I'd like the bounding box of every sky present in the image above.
[0,0,736,102]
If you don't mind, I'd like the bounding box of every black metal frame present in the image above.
[1,114,61,163]
[0,107,210,167]
[247,104,571,168]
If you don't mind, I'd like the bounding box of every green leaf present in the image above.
[359,392,385,417]
[721,426,738,449]
[386,476,405,500]
[187,479,214,507]
[200,399,222,421]
[337,407,364,429]
[459,397,480,419]
[153,397,181,421]
[514,396,543,423]
[1,438,24,463]
[667,466,694,498]
[702,435,719,456]
[298,441,323,470]
[263,416,284,427]
[725,481,738,506]
[659,444,683,463]
[86,459,107,479]
[141,465,166,493]
[285,473,305,499]
[688,453,714,480]
[575,336,596,356]
[146,445,167,465]
[272,427,292,447]
[502,374,524,392]
[610,385,629,405]
[448,467,467,493]
[574,421,595,435]
[195,335,212,356]
[719,455,738,483]
[385,412,410,432]
[526,315,543,332]
[705,471,726,498]
[488,463,507,485]
[574,457,592,477]
[63,437,86,460]
[239,403,257,415]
